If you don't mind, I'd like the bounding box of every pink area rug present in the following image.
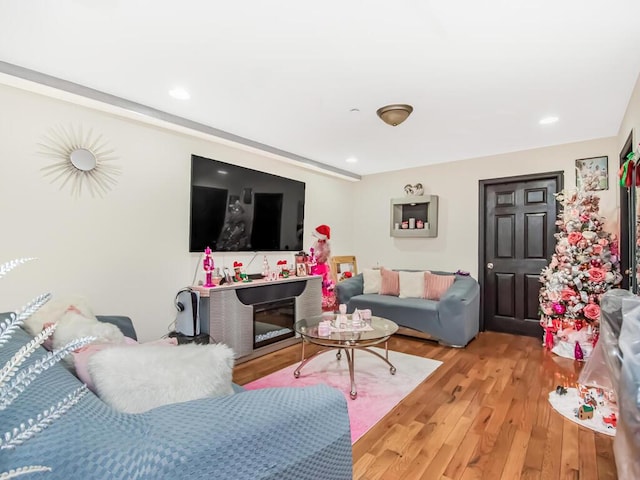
[244,347,442,443]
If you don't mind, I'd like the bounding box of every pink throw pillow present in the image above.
[424,272,455,300]
[379,268,400,296]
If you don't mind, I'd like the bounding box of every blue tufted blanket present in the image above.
[1,328,353,479]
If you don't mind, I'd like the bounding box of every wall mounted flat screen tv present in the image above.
[189,154,305,252]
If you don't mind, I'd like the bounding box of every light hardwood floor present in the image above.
[232,331,617,480]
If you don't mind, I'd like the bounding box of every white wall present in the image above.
[3,71,638,340]
[0,84,355,341]
[352,137,619,278]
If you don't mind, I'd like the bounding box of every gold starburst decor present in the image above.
[38,125,121,197]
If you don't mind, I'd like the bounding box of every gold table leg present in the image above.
[293,338,397,399]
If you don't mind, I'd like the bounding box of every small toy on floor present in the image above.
[555,385,568,395]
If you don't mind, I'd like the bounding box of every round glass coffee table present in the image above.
[293,314,398,399]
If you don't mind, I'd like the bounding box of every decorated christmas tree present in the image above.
[539,190,622,359]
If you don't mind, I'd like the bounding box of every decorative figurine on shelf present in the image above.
[233,261,243,282]
[277,260,288,277]
[262,256,270,278]
[404,183,424,196]
[223,267,233,284]
[310,224,336,312]
[295,252,308,276]
[203,246,215,287]
[308,247,317,272]
[555,385,568,396]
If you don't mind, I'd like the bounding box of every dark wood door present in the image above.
[619,131,634,290]
[479,172,562,337]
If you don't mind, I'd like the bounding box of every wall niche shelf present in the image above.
[390,195,438,237]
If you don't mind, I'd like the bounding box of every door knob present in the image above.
[487,263,494,269]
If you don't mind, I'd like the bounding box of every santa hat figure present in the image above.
[312,224,330,241]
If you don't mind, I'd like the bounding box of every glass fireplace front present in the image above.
[253,297,295,349]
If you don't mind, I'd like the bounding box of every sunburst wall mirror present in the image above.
[38,125,121,197]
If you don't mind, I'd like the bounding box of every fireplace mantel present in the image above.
[196,275,322,362]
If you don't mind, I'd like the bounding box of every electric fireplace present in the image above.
[253,297,295,349]
[199,276,322,362]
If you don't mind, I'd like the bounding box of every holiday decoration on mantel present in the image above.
[203,247,215,287]
[233,261,250,283]
[539,190,622,360]
[276,260,289,278]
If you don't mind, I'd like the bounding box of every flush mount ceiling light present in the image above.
[376,104,414,126]
[169,87,190,100]
[539,115,559,125]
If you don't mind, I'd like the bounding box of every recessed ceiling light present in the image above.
[539,116,559,125]
[346,157,358,163]
[169,87,190,100]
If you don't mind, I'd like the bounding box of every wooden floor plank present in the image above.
[540,408,564,480]
[579,427,600,480]
[499,428,532,480]
[560,420,580,479]
[232,331,618,479]
[594,434,617,480]
[443,430,481,480]
[522,425,547,479]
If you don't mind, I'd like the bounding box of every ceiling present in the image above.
[1,1,640,178]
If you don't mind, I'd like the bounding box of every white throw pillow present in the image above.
[362,268,382,294]
[23,296,94,336]
[399,271,427,299]
[52,312,125,351]
[88,343,235,413]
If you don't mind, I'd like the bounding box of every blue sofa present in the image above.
[1,315,353,479]
[336,271,480,347]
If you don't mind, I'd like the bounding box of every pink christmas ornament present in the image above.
[574,341,584,360]
[544,327,554,350]
[552,303,566,315]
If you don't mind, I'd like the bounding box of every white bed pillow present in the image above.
[88,343,235,413]
[362,268,382,294]
[399,271,427,299]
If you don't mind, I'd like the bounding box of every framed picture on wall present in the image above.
[330,256,358,283]
[575,156,608,191]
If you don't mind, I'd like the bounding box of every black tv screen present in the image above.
[189,155,305,252]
